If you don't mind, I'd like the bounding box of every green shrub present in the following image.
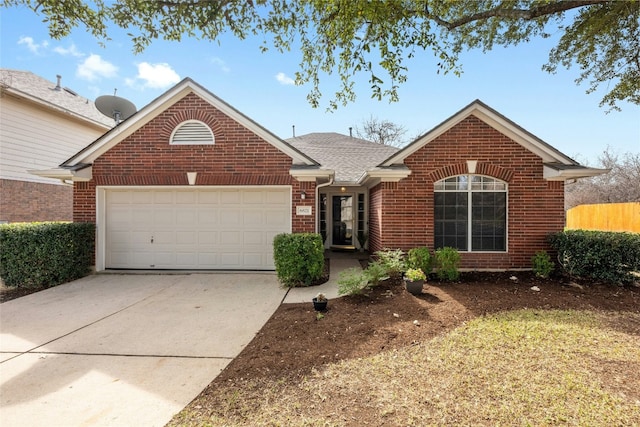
[0,222,95,289]
[548,230,640,285]
[363,260,388,286]
[374,248,406,278]
[273,233,324,287]
[531,250,554,279]
[407,247,433,275]
[337,267,370,296]
[435,247,461,281]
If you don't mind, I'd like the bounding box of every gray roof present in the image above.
[287,132,399,182]
[0,69,114,128]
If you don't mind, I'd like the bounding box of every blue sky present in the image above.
[1,5,638,165]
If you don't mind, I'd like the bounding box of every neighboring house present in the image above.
[38,78,605,271]
[0,69,113,223]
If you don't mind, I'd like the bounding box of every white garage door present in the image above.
[105,187,291,270]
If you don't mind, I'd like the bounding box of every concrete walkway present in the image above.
[0,273,286,427]
[283,257,363,303]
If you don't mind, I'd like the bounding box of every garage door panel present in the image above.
[220,191,241,204]
[198,252,217,265]
[220,231,241,245]
[243,191,264,204]
[176,209,197,225]
[243,231,264,245]
[106,188,290,270]
[220,210,241,226]
[243,211,262,225]
[267,191,288,204]
[176,231,197,244]
[198,231,218,245]
[220,253,241,267]
[243,253,263,266]
[198,192,218,204]
[176,191,196,203]
[154,191,174,204]
[130,191,153,204]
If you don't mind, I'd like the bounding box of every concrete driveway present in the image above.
[0,273,286,427]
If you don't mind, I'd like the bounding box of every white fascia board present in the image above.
[290,168,334,182]
[29,167,92,181]
[470,106,575,164]
[65,85,194,165]
[543,166,609,181]
[358,167,411,187]
[382,101,576,166]
[66,79,316,166]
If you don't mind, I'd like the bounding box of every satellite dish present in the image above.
[95,94,137,124]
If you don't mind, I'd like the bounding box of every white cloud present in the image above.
[76,54,118,81]
[275,72,295,85]
[17,36,48,54]
[54,43,83,57]
[131,62,180,89]
[210,57,230,73]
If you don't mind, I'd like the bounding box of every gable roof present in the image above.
[380,99,606,181]
[288,132,399,183]
[0,69,113,129]
[61,78,317,168]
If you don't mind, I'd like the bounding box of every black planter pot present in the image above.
[404,279,424,295]
[312,298,328,311]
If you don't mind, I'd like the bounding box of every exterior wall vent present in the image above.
[170,120,214,145]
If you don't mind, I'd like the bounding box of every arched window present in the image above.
[434,175,507,252]
[170,120,214,145]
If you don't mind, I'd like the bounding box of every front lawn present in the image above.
[170,273,639,426]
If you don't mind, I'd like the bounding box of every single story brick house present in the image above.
[38,78,604,271]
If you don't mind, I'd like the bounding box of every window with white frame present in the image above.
[170,120,214,145]
[434,175,507,252]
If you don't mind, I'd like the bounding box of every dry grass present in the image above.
[172,309,640,426]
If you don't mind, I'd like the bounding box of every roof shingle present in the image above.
[1,69,114,128]
[287,132,399,182]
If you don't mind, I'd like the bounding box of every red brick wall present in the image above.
[73,92,315,233]
[373,115,565,270]
[1,179,73,222]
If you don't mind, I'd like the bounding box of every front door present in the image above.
[332,195,353,246]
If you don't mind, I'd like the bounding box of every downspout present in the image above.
[315,175,334,233]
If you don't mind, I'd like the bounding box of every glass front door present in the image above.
[332,195,353,246]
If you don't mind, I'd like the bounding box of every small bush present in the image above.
[375,248,406,278]
[0,222,95,289]
[273,233,324,287]
[405,268,426,281]
[407,247,433,275]
[548,230,640,285]
[363,260,388,286]
[435,247,461,281]
[337,267,370,296]
[532,250,554,279]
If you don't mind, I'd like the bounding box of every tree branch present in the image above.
[425,0,610,30]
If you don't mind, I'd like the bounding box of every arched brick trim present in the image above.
[475,163,514,182]
[428,163,513,183]
[427,163,467,182]
[160,103,219,141]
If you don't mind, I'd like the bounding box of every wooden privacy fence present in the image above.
[566,202,640,233]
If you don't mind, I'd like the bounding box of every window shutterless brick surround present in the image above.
[73,93,316,233]
[368,116,565,270]
[0,179,73,223]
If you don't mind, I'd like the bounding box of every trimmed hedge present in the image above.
[273,233,324,287]
[548,230,640,285]
[0,222,95,289]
